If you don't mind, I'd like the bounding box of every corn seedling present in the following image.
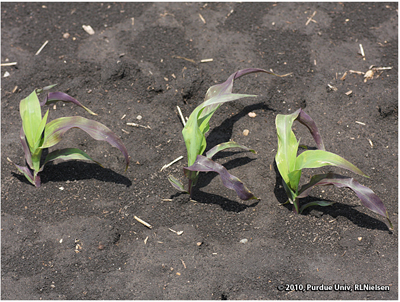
[169,68,290,200]
[14,85,130,187]
[275,108,392,229]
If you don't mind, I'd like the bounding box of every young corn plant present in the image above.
[275,108,392,229]
[14,85,130,187]
[169,68,290,200]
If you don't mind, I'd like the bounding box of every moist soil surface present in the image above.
[1,2,398,300]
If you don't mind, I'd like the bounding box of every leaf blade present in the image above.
[43,148,103,167]
[184,155,256,200]
[295,150,367,177]
[297,172,392,228]
[275,110,301,186]
[295,108,325,150]
[14,164,40,187]
[20,90,43,152]
[41,92,97,115]
[205,141,256,159]
[42,116,129,170]
[167,175,188,193]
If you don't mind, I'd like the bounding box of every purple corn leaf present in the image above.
[40,92,97,116]
[42,116,130,171]
[297,172,392,229]
[184,155,256,200]
[205,141,256,159]
[43,148,103,167]
[200,68,292,121]
[168,175,188,193]
[14,164,40,187]
[294,108,325,150]
[19,127,34,170]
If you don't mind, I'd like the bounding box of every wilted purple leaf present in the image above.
[294,108,325,150]
[42,116,129,170]
[14,164,40,187]
[19,127,33,170]
[184,155,256,200]
[41,92,97,115]
[297,172,392,228]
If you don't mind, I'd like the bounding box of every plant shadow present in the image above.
[13,161,132,187]
[205,101,275,150]
[169,156,259,213]
[272,160,390,232]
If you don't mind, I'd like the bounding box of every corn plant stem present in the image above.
[188,179,194,199]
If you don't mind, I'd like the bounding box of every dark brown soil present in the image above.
[1,2,398,300]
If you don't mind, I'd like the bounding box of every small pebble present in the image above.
[136,115,142,120]
[358,237,362,241]
[243,129,249,136]
[248,112,257,118]
[196,242,202,246]
[59,187,64,191]
[63,33,70,39]
[240,239,248,244]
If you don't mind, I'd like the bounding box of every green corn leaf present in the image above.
[287,169,302,193]
[205,141,256,159]
[282,179,297,204]
[184,155,256,200]
[182,105,209,166]
[183,93,255,166]
[20,90,43,152]
[32,109,49,150]
[295,149,367,177]
[275,111,300,184]
[297,172,392,229]
[43,148,103,167]
[299,200,336,214]
[42,116,129,170]
[35,84,58,95]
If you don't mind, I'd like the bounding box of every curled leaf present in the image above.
[299,200,336,214]
[297,172,392,229]
[44,148,103,167]
[42,116,129,170]
[206,141,256,159]
[294,108,325,151]
[184,155,256,200]
[41,91,97,115]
